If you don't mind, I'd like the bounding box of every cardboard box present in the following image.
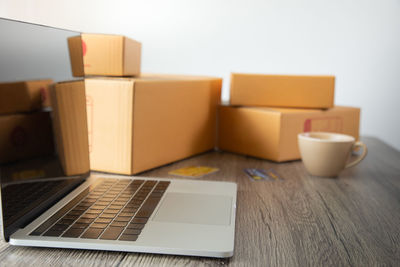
[0,111,54,164]
[82,74,221,174]
[230,73,335,108]
[68,34,141,77]
[0,80,53,115]
[218,105,360,162]
[51,81,90,176]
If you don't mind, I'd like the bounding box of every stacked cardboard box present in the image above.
[68,34,141,77]
[218,73,360,162]
[66,34,222,174]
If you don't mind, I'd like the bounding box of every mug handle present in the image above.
[345,141,368,168]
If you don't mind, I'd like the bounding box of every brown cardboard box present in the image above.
[218,105,360,162]
[230,73,335,108]
[0,111,54,164]
[51,81,90,176]
[0,80,53,115]
[68,34,141,77]
[82,74,221,174]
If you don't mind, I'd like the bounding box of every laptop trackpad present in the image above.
[152,193,232,226]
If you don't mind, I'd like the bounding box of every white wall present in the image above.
[1,0,399,150]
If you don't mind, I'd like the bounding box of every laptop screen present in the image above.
[0,18,88,240]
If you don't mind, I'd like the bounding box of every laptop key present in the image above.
[119,212,134,217]
[123,229,141,235]
[76,218,95,224]
[100,226,124,240]
[110,221,128,227]
[63,215,80,220]
[100,213,116,219]
[43,229,64,237]
[116,197,130,201]
[91,223,108,229]
[74,206,89,211]
[125,203,140,209]
[158,181,170,187]
[95,218,112,224]
[103,209,119,215]
[71,223,89,229]
[104,208,120,212]
[78,202,93,207]
[80,213,97,219]
[130,200,143,205]
[109,205,124,209]
[131,218,148,224]
[100,198,114,202]
[135,198,160,218]
[68,210,84,216]
[122,208,137,213]
[86,209,103,214]
[150,192,163,198]
[57,218,75,225]
[127,223,145,230]
[91,205,107,210]
[119,234,139,241]
[113,202,127,206]
[115,216,131,222]
[62,228,85,238]
[96,201,111,206]
[81,227,104,239]
[85,197,98,201]
[49,224,69,231]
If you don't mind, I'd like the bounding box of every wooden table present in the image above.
[1,137,399,266]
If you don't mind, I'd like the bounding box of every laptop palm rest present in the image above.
[152,193,232,226]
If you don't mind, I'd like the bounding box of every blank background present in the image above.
[1,0,399,150]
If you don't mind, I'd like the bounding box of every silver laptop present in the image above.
[2,174,236,258]
[0,18,237,258]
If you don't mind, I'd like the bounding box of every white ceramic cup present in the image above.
[298,132,367,177]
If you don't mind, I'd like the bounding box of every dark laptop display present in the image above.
[0,18,87,240]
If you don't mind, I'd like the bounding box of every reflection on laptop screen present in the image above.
[0,18,87,240]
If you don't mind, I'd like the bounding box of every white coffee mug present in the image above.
[298,132,367,177]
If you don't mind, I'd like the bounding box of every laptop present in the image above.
[2,173,236,257]
[0,18,237,258]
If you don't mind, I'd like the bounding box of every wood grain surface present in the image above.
[0,137,399,266]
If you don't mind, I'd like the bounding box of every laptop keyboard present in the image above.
[3,179,72,225]
[29,178,170,241]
